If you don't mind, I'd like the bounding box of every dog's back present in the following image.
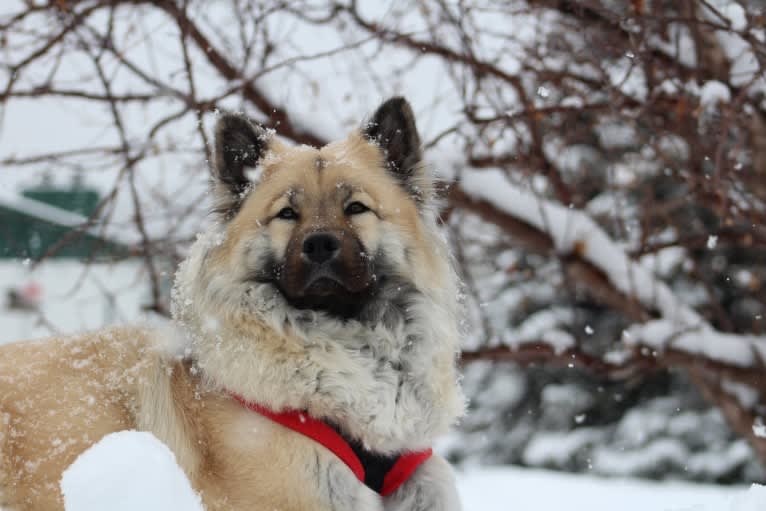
[0,328,150,510]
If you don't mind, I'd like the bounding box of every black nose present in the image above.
[302,232,341,264]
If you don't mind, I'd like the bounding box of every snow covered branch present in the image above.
[453,167,766,465]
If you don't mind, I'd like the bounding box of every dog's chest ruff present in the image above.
[231,394,431,496]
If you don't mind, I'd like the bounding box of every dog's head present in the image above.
[172,98,465,445]
[194,97,447,323]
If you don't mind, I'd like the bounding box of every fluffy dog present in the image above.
[0,97,465,510]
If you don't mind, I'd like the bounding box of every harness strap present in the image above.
[230,394,431,496]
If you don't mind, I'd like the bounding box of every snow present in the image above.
[458,466,756,511]
[54,431,762,511]
[0,260,152,345]
[60,431,204,511]
[722,380,760,409]
[461,168,699,321]
[700,81,732,107]
[523,428,603,466]
[732,485,766,511]
[753,418,766,439]
[460,168,766,368]
[649,24,697,68]
[720,3,748,32]
[640,247,687,278]
[593,437,738,478]
[604,58,648,102]
[503,307,575,353]
[624,320,766,368]
[460,168,701,329]
[710,6,764,93]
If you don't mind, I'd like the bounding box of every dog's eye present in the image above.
[345,202,369,215]
[276,207,299,220]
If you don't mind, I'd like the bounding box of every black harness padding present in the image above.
[330,423,400,493]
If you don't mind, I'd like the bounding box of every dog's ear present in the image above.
[212,113,270,216]
[363,97,425,191]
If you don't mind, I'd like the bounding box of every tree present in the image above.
[2,0,766,480]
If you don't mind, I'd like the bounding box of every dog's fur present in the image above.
[0,97,465,510]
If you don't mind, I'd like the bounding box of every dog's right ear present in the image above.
[212,113,270,216]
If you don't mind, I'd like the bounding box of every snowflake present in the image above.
[753,417,766,438]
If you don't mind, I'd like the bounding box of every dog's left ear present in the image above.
[363,97,425,191]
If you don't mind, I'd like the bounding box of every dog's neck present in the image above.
[174,279,464,454]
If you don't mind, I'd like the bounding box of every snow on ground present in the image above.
[56,431,759,511]
[457,466,757,511]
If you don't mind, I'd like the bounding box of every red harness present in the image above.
[231,394,432,496]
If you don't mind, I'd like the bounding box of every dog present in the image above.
[0,97,465,510]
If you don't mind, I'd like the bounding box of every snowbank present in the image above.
[60,431,203,511]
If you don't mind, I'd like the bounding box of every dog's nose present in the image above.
[302,232,341,264]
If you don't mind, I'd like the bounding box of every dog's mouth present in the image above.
[303,275,344,297]
[300,266,349,295]
[280,275,379,320]
[251,261,380,320]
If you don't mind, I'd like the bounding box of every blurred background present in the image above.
[2,0,766,506]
